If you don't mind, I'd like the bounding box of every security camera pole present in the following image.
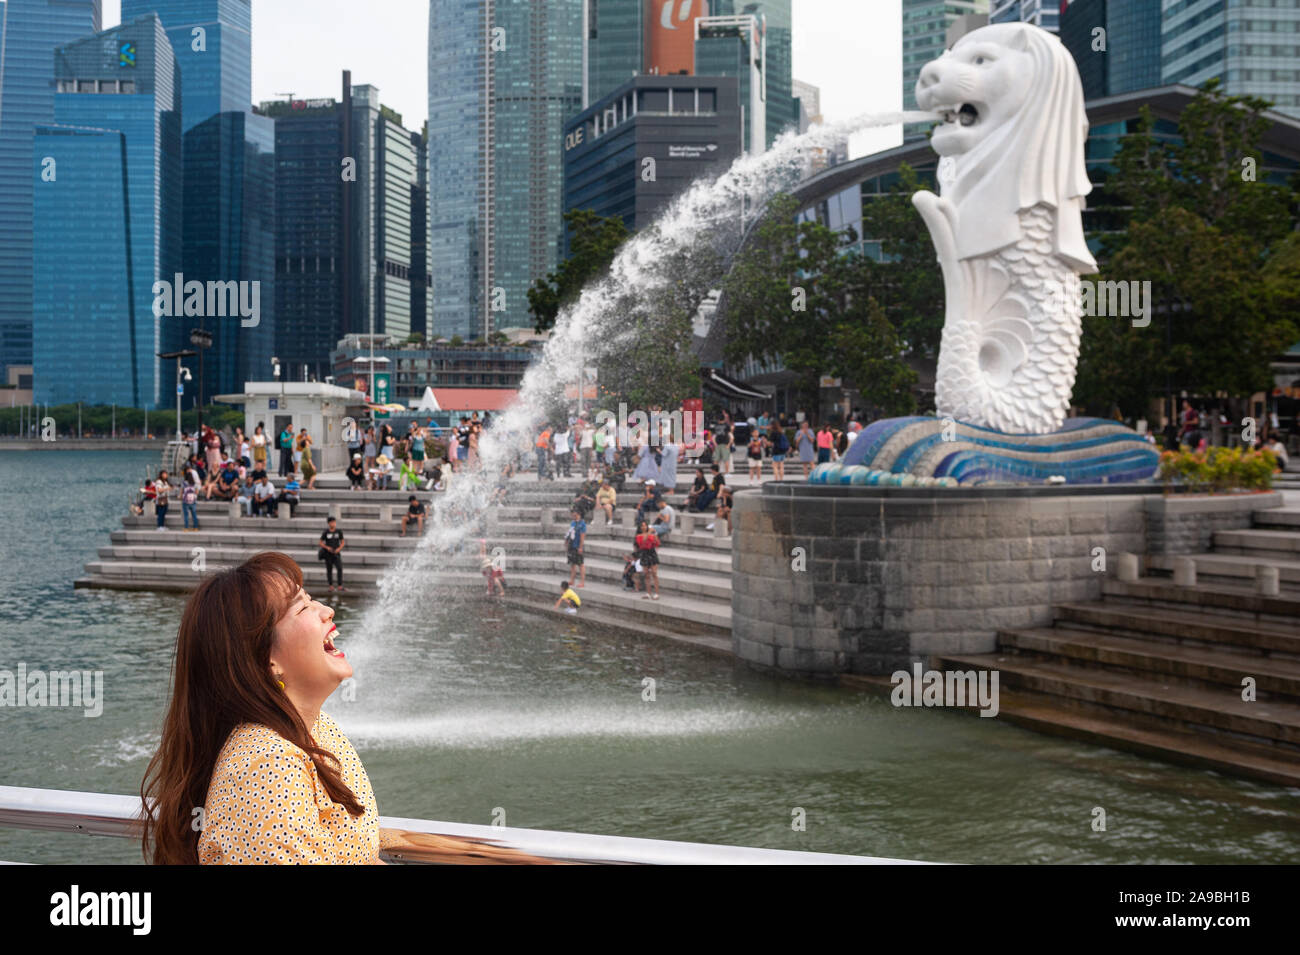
[159,350,197,442]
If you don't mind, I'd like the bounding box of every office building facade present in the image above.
[989,0,1059,33]
[121,0,251,132]
[564,74,741,230]
[427,0,583,341]
[586,0,645,106]
[332,334,537,408]
[410,125,431,340]
[0,0,103,381]
[124,0,268,399]
[33,15,182,408]
[267,96,344,383]
[1060,0,1163,100]
[901,0,989,137]
[1161,0,1300,119]
[265,77,425,383]
[181,108,275,398]
[692,0,795,152]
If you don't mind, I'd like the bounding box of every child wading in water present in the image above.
[479,539,506,596]
[554,581,581,615]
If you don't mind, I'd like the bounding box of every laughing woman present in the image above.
[141,552,393,864]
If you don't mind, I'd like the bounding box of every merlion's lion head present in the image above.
[915,23,1096,273]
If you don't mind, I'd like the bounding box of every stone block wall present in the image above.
[731,485,1280,677]
[1144,492,1282,555]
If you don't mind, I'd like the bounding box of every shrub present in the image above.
[1159,446,1276,492]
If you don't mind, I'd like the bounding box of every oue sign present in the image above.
[564,127,584,151]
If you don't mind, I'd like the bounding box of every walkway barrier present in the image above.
[0,785,919,865]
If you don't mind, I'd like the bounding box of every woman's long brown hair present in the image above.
[140,552,364,864]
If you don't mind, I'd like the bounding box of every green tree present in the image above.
[856,163,944,360]
[528,209,631,334]
[1075,82,1299,418]
[595,237,712,410]
[722,193,917,413]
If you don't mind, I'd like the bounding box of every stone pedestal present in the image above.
[731,483,1238,677]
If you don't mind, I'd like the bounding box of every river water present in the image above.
[1,450,1296,864]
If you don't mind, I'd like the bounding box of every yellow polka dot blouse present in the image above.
[199,711,393,864]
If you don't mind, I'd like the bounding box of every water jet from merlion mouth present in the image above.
[349,109,943,654]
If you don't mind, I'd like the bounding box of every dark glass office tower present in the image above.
[409,125,431,341]
[0,0,103,381]
[1061,0,1163,101]
[121,0,251,132]
[32,15,182,409]
[266,76,424,381]
[267,97,345,383]
[182,109,275,397]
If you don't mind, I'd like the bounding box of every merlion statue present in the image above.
[913,22,1097,435]
[814,22,1158,485]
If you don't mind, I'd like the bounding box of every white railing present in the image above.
[0,786,923,865]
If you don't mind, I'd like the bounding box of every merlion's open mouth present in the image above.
[941,104,980,127]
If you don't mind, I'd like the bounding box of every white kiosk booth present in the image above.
[213,381,367,474]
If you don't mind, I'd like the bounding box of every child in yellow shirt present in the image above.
[554,581,581,615]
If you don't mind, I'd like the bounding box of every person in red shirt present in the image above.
[634,520,660,600]
[816,423,835,464]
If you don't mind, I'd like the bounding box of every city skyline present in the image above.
[99,0,902,146]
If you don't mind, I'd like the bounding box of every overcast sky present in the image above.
[103,0,902,155]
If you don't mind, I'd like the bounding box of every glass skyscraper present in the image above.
[123,0,270,397]
[1161,0,1300,119]
[428,0,488,341]
[989,0,1057,33]
[698,0,795,149]
[0,0,103,381]
[1060,0,1163,101]
[265,78,425,382]
[586,0,644,106]
[181,108,274,397]
[901,0,988,138]
[267,96,343,383]
[121,0,251,132]
[33,14,182,408]
[428,0,583,340]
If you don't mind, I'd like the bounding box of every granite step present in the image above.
[998,626,1300,699]
[1100,578,1300,629]
[1252,507,1300,529]
[842,676,1300,787]
[935,651,1300,751]
[1212,527,1300,557]
[497,573,732,635]
[1054,601,1300,655]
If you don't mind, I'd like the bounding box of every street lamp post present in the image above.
[159,350,197,459]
